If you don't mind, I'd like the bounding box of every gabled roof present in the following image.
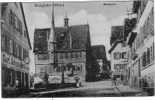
[55,24,90,50]
[20,3,32,49]
[91,45,107,60]
[33,24,90,53]
[110,26,124,46]
[108,40,123,54]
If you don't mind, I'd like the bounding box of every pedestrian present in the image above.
[112,76,116,86]
[147,77,154,96]
[139,77,143,88]
[143,76,148,92]
[15,79,19,89]
[74,77,81,88]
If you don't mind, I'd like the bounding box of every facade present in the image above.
[33,17,91,83]
[33,28,51,79]
[127,0,154,89]
[91,45,110,79]
[1,3,32,95]
[109,41,129,83]
[54,17,91,83]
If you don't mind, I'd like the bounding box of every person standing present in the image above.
[15,79,19,89]
[147,76,154,96]
[112,76,116,86]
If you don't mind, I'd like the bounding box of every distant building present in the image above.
[109,41,129,82]
[54,17,91,83]
[91,45,110,79]
[33,16,92,83]
[1,3,32,96]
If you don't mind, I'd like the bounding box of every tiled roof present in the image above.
[55,24,90,50]
[91,45,107,60]
[110,26,124,46]
[33,24,90,53]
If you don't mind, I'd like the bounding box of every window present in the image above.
[6,36,10,54]
[150,8,154,36]
[153,42,155,61]
[9,39,13,54]
[16,45,20,58]
[13,40,16,57]
[15,16,18,30]
[24,30,27,38]
[114,64,120,73]
[1,35,5,51]
[142,52,147,68]
[79,52,82,57]
[9,10,23,35]
[68,52,71,59]
[59,53,62,59]
[19,45,22,60]
[14,42,18,57]
[75,52,77,58]
[122,52,127,59]
[57,53,60,59]
[18,20,22,35]
[59,32,66,41]
[9,10,15,26]
[114,52,120,60]
[64,53,67,59]
[72,52,75,58]
[71,52,73,58]
[23,49,29,60]
[147,48,150,65]
[38,54,49,60]
[150,46,153,63]
[77,52,79,58]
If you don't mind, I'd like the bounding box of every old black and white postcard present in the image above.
[0,0,154,98]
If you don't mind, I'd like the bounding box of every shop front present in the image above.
[1,52,29,96]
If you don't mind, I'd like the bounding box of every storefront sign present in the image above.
[11,57,21,67]
[2,52,21,68]
[2,53,11,64]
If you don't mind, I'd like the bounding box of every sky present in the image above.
[23,1,133,74]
